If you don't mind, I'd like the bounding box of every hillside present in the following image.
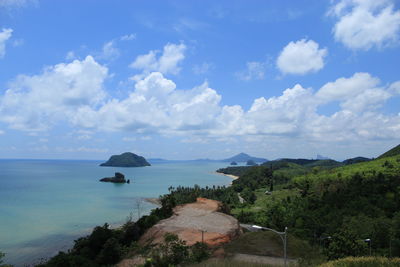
[222,153,267,163]
[100,152,151,167]
[378,144,400,159]
[342,156,371,165]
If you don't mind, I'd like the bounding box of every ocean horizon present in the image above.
[0,159,233,266]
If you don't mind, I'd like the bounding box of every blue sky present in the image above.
[0,0,399,160]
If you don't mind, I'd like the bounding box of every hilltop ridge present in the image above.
[222,152,267,163]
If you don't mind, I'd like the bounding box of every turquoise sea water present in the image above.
[0,159,232,266]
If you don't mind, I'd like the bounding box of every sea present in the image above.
[0,159,233,266]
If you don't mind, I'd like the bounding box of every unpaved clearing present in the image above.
[139,198,242,246]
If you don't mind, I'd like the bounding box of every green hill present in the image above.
[378,144,400,159]
[100,152,151,167]
[293,154,400,185]
[222,152,267,163]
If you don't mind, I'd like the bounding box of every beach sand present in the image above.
[214,172,239,180]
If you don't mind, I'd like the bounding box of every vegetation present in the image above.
[190,258,276,267]
[318,256,400,267]
[378,144,400,159]
[100,152,151,167]
[0,252,13,267]
[37,144,400,266]
[144,233,210,266]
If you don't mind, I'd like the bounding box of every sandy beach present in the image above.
[214,172,239,180]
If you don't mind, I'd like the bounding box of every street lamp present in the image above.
[364,238,371,256]
[252,225,288,267]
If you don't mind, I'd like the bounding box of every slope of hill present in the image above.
[222,153,267,163]
[378,144,400,159]
[342,156,371,165]
[100,152,151,167]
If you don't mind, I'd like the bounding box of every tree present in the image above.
[327,228,367,259]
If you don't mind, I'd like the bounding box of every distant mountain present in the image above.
[316,154,330,160]
[378,144,400,159]
[100,152,151,167]
[342,157,371,165]
[222,153,267,163]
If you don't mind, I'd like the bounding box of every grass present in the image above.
[293,155,400,185]
[223,231,321,260]
[231,187,300,216]
[188,258,278,267]
[318,256,400,267]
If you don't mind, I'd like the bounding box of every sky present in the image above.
[0,0,399,161]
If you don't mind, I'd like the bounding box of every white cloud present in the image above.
[0,129,4,135]
[56,146,109,153]
[71,72,221,134]
[120,34,136,41]
[317,72,391,112]
[0,28,13,58]
[276,39,327,75]
[329,0,400,50]
[193,62,213,75]
[1,42,399,151]
[65,51,76,61]
[12,38,23,47]
[130,43,186,75]
[98,41,120,61]
[0,56,108,131]
[236,61,266,81]
[0,0,34,8]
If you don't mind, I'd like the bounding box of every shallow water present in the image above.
[0,159,231,266]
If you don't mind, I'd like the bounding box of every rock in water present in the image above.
[100,152,151,167]
[100,172,128,183]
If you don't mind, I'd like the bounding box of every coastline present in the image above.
[214,171,239,183]
[144,197,161,206]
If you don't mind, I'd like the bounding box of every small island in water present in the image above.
[100,172,130,183]
[100,152,151,167]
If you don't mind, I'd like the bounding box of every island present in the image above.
[230,161,238,165]
[99,172,130,183]
[246,159,257,166]
[100,152,151,167]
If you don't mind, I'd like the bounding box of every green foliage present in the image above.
[378,144,400,159]
[326,228,367,260]
[318,256,400,267]
[145,234,210,266]
[0,251,13,267]
[96,237,121,265]
[164,184,240,210]
[189,242,210,263]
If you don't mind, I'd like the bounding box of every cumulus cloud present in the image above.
[317,72,392,112]
[277,39,327,75]
[0,42,399,149]
[0,56,108,131]
[120,34,136,41]
[0,28,13,58]
[130,43,186,76]
[98,41,120,61]
[71,72,222,134]
[328,0,400,50]
[236,61,266,81]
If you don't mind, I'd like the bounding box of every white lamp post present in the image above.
[252,225,288,267]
